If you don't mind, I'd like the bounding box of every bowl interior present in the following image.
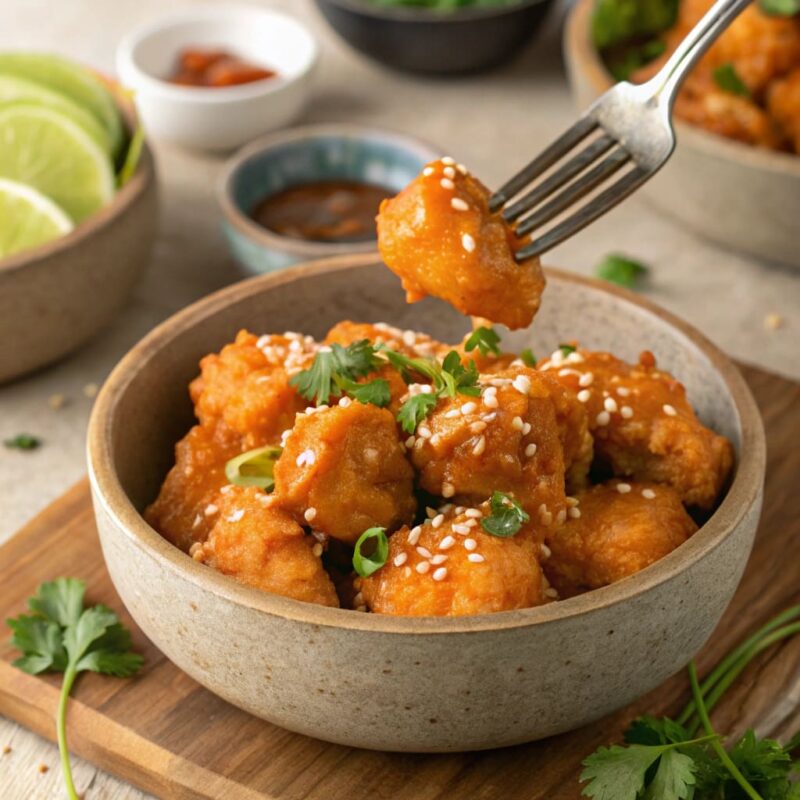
[108,261,743,527]
[225,131,440,239]
[129,7,316,86]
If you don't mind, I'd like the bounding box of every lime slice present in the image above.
[0,52,124,157]
[0,73,111,153]
[0,177,74,259]
[0,103,115,222]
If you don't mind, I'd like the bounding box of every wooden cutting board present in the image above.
[0,364,798,800]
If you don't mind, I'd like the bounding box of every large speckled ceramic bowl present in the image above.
[87,254,765,752]
[564,0,800,269]
[218,124,440,275]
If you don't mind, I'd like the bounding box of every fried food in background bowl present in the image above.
[88,251,764,750]
[564,0,800,268]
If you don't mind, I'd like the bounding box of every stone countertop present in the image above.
[0,0,798,797]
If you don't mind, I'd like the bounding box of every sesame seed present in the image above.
[470,421,487,434]
[220,484,233,494]
[442,156,455,165]
[451,197,469,211]
[426,507,437,517]
[416,546,433,559]
[456,163,468,174]
[439,535,456,550]
[339,396,352,408]
[512,375,531,395]
[442,482,455,498]
[604,397,618,413]
[596,410,611,426]
[443,166,456,179]
[403,566,412,578]
[522,422,532,435]
[430,433,441,446]
[556,509,567,525]
[616,483,632,494]
[540,543,552,558]
[464,518,478,528]
[440,503,454,514]
[473,435,487,456]
[464,538,477,551]
[414,437,425,450]
[441,177,455,190]
[418,426,432,439]
[408,526,422,545]
[544,588,558,599]
[420,384,434,394]
[577,389,591,403]
[204,504,218,516]
[445,408,460,419]
[227,509,245,523]
[483,394,499,408]
[296,449,316,467]
[568,507,581,519]
[452,523,471,535]
[461,401,477,415]
[565,352,584,364]
[394,552,408,567]
[616,386,630,397]
[423,166,434,176]
[620,406,633,419]
[484,386,498,396]
[432,514,445,529]
[512,416,524,430]
[465,508,483,518]
[312,543,324,557]
[432,567,448,581]
[304,507,317,522]
[455,506,465,514]
[482,412,498,421]
[663,404,677,416]
[461,232,476,252]
[566,496,579,507]
[402,330,417,347]
[405,435,416,448]
[642,488,656,499]
[524,443,537,458]
[579,372,594,387]
[468,553,485,563]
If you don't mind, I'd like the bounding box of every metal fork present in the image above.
[490,0,753,260]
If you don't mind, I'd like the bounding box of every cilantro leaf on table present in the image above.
[646,748,697,800]
[7,578,143,800]
[397,393,439,435]
[595,254,649,289]
[480,491,530,537]
[464,326,501,357]
[581,743,668,800]
[4,433,41,450]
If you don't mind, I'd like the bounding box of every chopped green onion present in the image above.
[225,446,282,490]
[520,348,537,367]
[352,527,389,578]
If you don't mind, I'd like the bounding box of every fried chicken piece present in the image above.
[538,347,733,509]
[359,505,548,616]
[190,330,313,449]
[377,159,545,330]
[768,67,800,153]
[544,480,697,596]
[194,486,339,606]
[273,401,416,544]
[144,423,241,552]
[409,367,592,531]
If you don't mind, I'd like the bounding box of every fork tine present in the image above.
[488,116,598,213]
[502,134,616,223]
[514,166,650,261]
[514,149,630,237]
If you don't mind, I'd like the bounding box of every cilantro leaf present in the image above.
[520,348,537,367]
[645,748,697,800]
[464,326,501,357]
[480,491,530,537]
[758,0,800,17]
[397,393,438,434]
[581,743,666,800]
[625,715,692,747]
[713,63,751,98]
[290,340,380,405]
[731,730,793,784]
[595,254,649,289]
[559,343,577,357]
[441,351,481,397]
[337,377,392,407]
[591,0,678,50]
[7,578,143,799]
[4,433,41,450]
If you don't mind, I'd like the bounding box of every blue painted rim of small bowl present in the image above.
[217,123,443,266]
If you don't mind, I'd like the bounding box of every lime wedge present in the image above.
[0,73,111,153]
[0,52,123,157]
[0,103,115,222]
[0,177,74,259]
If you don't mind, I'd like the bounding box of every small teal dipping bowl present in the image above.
[218,124,441,275]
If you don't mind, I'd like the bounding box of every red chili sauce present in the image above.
[168,48,277,88]
[251,181,395,243]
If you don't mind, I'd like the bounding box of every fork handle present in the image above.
[645,0,753,106]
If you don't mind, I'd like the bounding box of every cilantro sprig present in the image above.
[464,326,501,357]
[8,578,143,800]
[480,491,530,537]
[580,605,800,800]
[713,63,751,98]
[4,433,41,450]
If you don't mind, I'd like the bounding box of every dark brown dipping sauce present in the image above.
[251,181,394,243]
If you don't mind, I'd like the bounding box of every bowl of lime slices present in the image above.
[0,52,157,383]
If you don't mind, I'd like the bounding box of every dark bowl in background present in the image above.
[313,0,555,75]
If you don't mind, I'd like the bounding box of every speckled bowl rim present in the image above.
[217,123,442,258]
[319,0,552,23]
[87,253,765,635]
[564,0,800,177]
[0,95,156,275]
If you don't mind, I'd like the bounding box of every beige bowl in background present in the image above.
[564,0,800,269]
[0,120,157,383]
[88,254,765,752]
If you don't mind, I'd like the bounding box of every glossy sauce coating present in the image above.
[167,47,277,88]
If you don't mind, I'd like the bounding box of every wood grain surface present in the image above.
[0,364,797,800]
